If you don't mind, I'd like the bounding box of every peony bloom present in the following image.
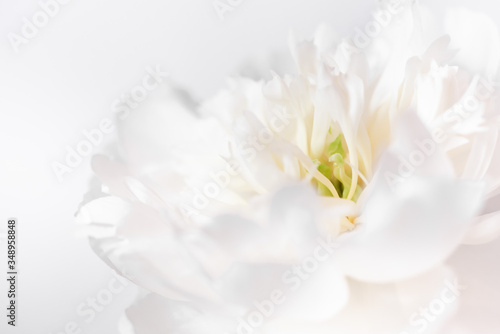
[77,1,500,333]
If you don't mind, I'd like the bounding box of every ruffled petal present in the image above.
[76,196,221,303]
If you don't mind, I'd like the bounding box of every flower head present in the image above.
[77,1,500,333]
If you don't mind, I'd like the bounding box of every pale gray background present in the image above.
[0,0,499,333]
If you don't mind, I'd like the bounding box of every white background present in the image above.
[1,0,499,333]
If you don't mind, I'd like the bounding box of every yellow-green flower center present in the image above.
[313,134,364,202]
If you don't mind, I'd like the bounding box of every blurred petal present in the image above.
[266,266,459,334]
[445,8,500,78]
[76,196,221,303]
[336,174,483,283]
[463,211,500,245]
[120,292,235,334]
[334,113,484,282]
[442,238,500,333]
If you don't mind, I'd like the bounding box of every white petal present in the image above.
[334,112,485,282]
[442,238,500,333]
[463,211,500,245]
[121,292,235,334]
[275,258,349,322]
[117,84,200,167]
[77,197,221,303]
[336,174,483,283]
[265,266,459,334]
[445,8,500,78]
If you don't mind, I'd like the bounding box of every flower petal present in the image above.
[120,291,235,334]
[76,196,221,303]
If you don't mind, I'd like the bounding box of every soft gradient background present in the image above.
[0,0,499,333]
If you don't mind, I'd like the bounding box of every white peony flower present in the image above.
[77,1,500,333]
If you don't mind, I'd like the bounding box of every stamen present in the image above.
[344,161,369,185]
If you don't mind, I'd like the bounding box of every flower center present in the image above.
[312,134,365,202]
